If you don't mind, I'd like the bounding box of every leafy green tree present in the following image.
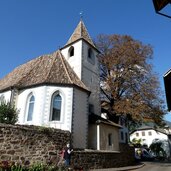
[149,139,168,159]
[96,34,166,127]
[0,101,19,124]
[131,138,142,148]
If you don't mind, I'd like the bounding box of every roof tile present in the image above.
[66,20,96,48]
[0,51,89,92]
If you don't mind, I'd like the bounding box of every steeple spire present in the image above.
[65,20,96,48]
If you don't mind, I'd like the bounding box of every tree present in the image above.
[149,139,169,159]
[131,138,142,148]
[0,101,19,124]
[96,34,165,127]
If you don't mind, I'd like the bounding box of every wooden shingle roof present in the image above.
[0,51,89,92]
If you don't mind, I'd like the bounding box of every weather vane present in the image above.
[79,11,83,19]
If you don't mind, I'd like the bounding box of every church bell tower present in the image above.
[60,20,101,116]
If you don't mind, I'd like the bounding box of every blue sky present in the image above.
[0,0,171,120]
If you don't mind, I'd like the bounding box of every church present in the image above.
[0,20,121,151]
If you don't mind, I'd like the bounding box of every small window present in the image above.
[142,132,145,136]
[87,48,95,64]
[50,93,62,121]
[68,46,74,57]
[148,131,152,136]
[89,104,94,114]
[108,133,112,146]
[136,133,139,137]
[27,95,35,121]
[121,131,124,141]
[88,48,93,59]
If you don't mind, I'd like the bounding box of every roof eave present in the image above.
[0,83,91,94]
[164,68,171,77]
[0,86,18,93]
[96,120,122,128]
[60,38,100,53]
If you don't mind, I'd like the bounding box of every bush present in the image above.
[149,139,168,159]
[0,101,19,124]
[0,160,68,171]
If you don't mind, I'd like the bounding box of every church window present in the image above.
[27,95,35,121]
[68,46,74,57]
[108,133,112,146]
[50,93,62,121]
[87,48,95,64]
[88,48,93,59]
[89,104,94,114]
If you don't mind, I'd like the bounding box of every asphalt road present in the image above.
[132,161,171,171]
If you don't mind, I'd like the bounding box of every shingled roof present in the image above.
[65,20,97,49]
[0,51,89,92]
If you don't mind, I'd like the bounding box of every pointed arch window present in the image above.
[68,46,74,57]
[50,93,62,121]
[27,95,35,121]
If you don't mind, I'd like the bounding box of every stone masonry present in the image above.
[71,144,135,170]
[0,123,135,169]
[0,123,70,164]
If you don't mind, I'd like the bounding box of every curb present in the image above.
[90,163,145,171]
[115,163,145,171]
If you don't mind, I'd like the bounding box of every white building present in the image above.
[0,20,121,151]
[130,125,169,147]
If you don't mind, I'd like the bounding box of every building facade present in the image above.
[0,20,121,151]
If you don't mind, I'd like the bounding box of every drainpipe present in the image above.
[70,87,74,148]
[10,87,18,107]
[97,124,100,150]
[10,87,14,105]
[168,135,171,159]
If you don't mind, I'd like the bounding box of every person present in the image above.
[57,148,65,166]
[63,143,73,166]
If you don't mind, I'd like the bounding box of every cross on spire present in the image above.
[79,11,83,20]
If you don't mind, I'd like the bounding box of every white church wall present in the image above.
[0,90,12,103]
[61,41,82,79]
[61,40,101,116]
[17,86,47,125]
[43,86,73,131]
[72,88,89,149]
[17,86,73,132]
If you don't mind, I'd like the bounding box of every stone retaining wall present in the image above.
[0,123,135,169]
[71,144,135,169]
[0,123,70,164]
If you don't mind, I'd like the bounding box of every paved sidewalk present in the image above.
[89,162,145,171]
